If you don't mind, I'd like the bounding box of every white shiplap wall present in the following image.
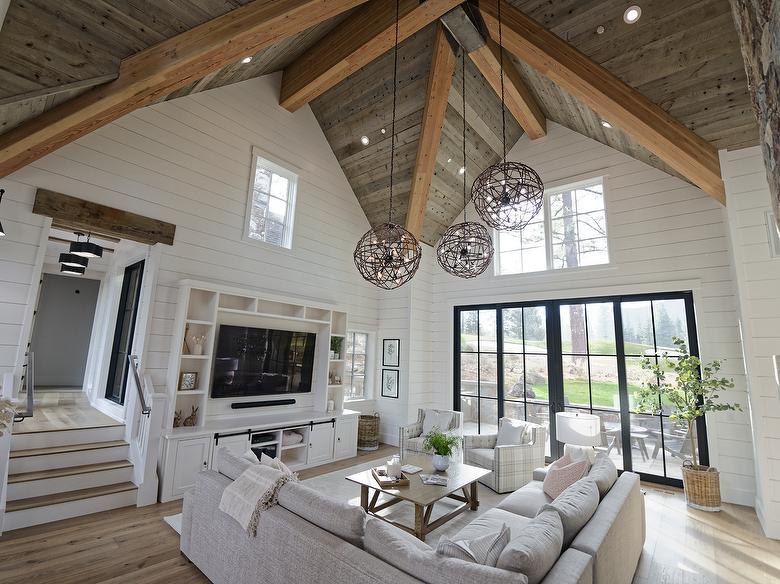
[0,74,380,399]
[425,122,756,505]
[723,146,780,535]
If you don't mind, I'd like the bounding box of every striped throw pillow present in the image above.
[436,523,510,566]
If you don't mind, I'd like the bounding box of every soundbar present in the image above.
[231,399,296,409]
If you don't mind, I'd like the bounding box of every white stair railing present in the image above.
[127,355,167,506]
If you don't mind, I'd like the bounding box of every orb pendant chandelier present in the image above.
[353,0,421,290]
[437,51,493,278]
[471,0,543,231]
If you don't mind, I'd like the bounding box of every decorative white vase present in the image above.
[432,454,449,472]
[192,343,204,356]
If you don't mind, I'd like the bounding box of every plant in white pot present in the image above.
[422,428,461,472]
[636,337,741,512]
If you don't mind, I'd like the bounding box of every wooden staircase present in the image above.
[5,424,138,531]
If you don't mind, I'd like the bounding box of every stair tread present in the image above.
[10,440,128,458]
[6,481,137,512]
[8,460,133,483]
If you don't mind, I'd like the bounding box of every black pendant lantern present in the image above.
[471,0,543,231]
[59,253,88,268]
[70,232,103,258]
[437,51,494,278]
[353,0,421,290]
[61,264,85,275]
[0,189,6,238]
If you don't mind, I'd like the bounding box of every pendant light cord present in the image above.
[388,0,400,225]
[498,0,507,163]
[461,51,467,222]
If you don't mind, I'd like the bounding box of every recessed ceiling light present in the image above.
[447,158,452,163]
[241,56,253,64]
[596,25,605,34]
[458,166,466,175]
[623,5,641,24]
[360,135,370,146]
[601,120,613,129]
[380,128,386,134]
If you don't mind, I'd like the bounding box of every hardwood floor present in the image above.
[14,390,122,434]
[0,447,777,584]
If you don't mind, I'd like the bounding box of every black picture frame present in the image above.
[382,338,400,367]
[381,369,399,399]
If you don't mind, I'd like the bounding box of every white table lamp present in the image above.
[555,411,601,463]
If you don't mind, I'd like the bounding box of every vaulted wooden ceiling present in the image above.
[0,0,758,246]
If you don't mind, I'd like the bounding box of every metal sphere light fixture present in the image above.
[353,0,421,290]
[471,0,543,232]
[436,51,493,278]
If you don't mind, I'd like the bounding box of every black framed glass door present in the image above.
[105,260,144,405]
[454,291,706,486]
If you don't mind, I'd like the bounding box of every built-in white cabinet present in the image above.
[334,415,358,460]
[211,432,250,468]
[170,436,212,499]
[308,423,335,465]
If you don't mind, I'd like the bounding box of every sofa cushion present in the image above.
[540,478,600,547]
[365,518,527,584]
[217,449,254,480]
[453,508,532,542]
[588,453,618,498]
[497,509,564,584]
[436,523,510,566]
[422,410,454,436]
[405,436,429,453]
[277,481,366,547]
[542,454,589,498]
[496,480,552,518]
[468,448,495,469]
[497,418,531,446]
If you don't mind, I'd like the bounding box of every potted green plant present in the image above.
[330,336,344,360]
[636,337,741,511]
[422,428,461,471]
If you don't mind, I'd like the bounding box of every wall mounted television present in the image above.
[211,324,317,398]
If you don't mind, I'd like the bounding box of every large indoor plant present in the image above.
[423,428,461,471]
[636,337,741,511]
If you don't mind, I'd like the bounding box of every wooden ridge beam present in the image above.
[405,24,457,238]
[279,0,463,112]
[441,5,546,140]
[478,0,725,203]
[0,0,369,178]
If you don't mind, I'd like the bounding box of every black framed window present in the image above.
[454,291,706,487]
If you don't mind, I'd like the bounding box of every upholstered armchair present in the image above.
[464,418,547,493]
[399,408,463,460]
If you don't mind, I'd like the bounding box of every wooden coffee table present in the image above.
[346,454,490,541]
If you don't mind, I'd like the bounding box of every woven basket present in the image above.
[681,460,721,512]
[358,413,380,451]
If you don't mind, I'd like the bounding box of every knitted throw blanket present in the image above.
[219,464,297,536]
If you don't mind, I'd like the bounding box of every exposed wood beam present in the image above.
[33,189,176,246]
[478,0,725,203]
[405,24,457,238]
[441,5,546,140]
[279,0,463,112]
[0,74,119,107]
[0,0,369,178]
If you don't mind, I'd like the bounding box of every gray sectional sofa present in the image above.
[181,452,645,584]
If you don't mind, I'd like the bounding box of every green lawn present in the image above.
[462,333,653,356]
[528,380,643,409]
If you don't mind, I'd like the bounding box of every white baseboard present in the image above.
[755,497,780,540]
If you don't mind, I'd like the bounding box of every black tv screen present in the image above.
[211,325,316,398]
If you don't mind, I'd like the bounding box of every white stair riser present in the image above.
[7,466,134,500]
[2,489,137,531]
[9,445,130,474]
[11,426,125,450]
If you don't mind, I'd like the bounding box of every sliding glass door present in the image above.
[454,292,706,486]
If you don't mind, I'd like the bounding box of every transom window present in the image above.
[496,178,608,275]
[344,332,370,401]
[245,148,297,249]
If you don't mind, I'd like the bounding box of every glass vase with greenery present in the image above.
[636,337,741,467]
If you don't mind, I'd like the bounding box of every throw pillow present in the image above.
[540,478,599,547]
[588,453,618,498]
[496,418,530,446]
[240,449,259,464]
[542,454,589,499]
[436,523,510,566]
[260,452,294,476]
[497,510,563,584]
[422,410,453,436]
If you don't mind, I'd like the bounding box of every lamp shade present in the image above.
[555,411,600,447]
[61,264,85,275]
[70,239,103,258]
[59,252,88,268]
